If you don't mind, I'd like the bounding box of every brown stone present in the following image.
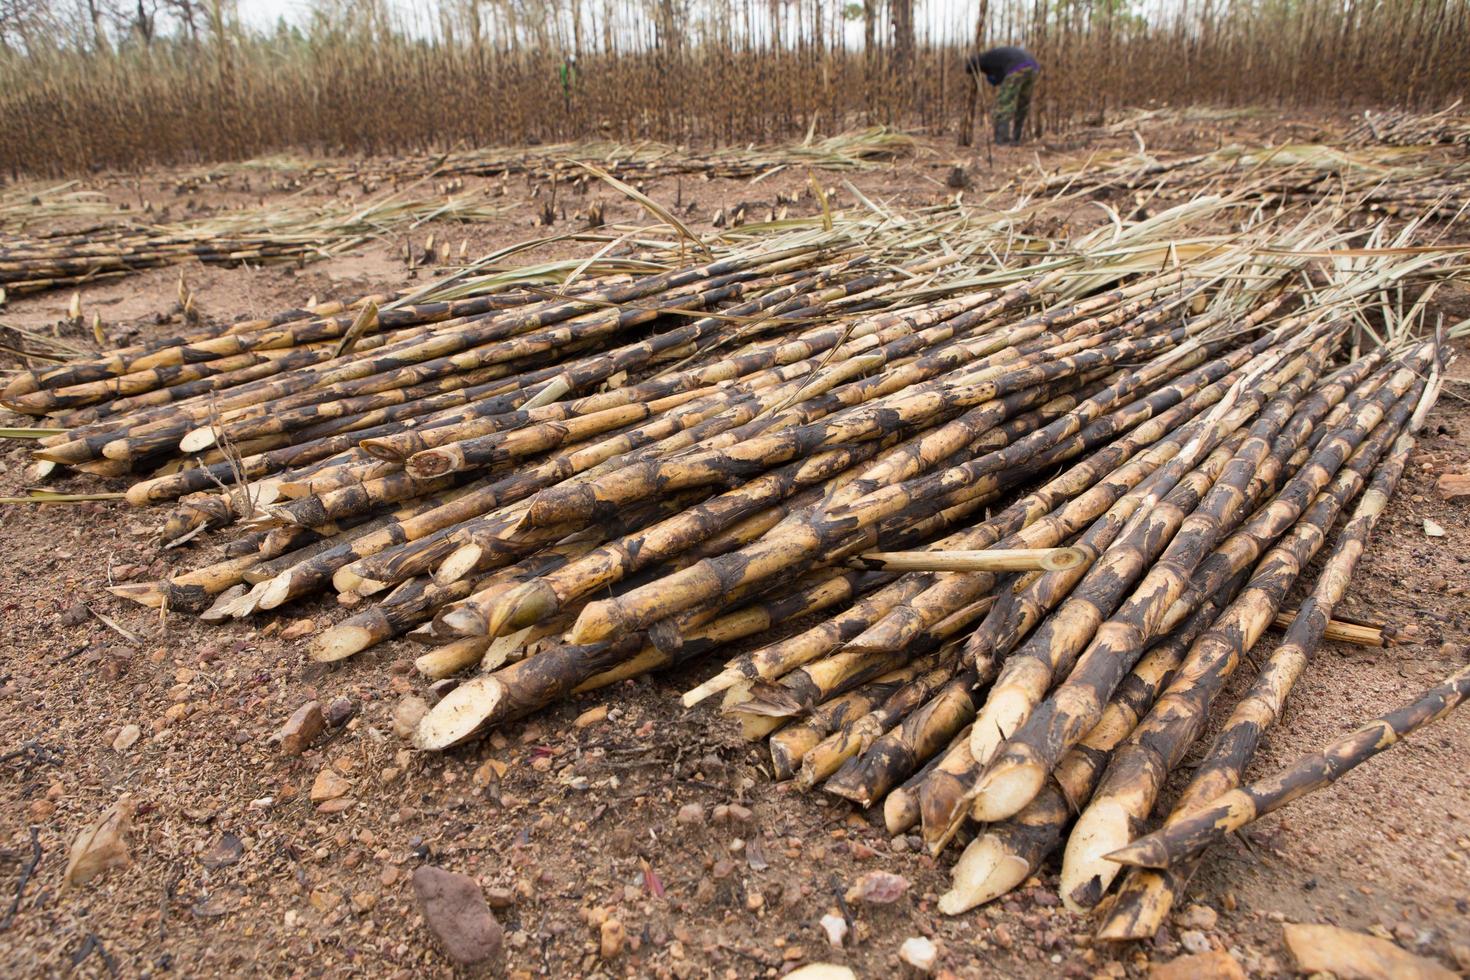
[1148,950,1246,980]
[393,696,429,740]
[310,769,351,802]
[600,918,627,959]
[411,865,504,967]
[276,701,324,756]
[1284,923,1457,980]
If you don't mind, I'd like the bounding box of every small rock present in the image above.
[1148,949,1246,980]
[64,795,134,887]
[746,889,765,912]
[899,936,938,973]
[574,704,609,728]
[28,799,55,822]
[310,769,351,803]
[484,886,516,908]
[1178,903,1218,932]
[600,918,626,959]
[819,912,849,948]
[676,803,705,826]
[845,870,910,905]
[351,891,378,913]
[112,724,141,753]
[199,833,244,869]
[1284,923,1456,980]
[276,701,324,756]
[1438,473,1470,501]
[1424,518,1446,538]
[323,697,356,727]
[1449,943,1470,973]
[992,923,1014,949]
[412,865,504,967]
[786,966,856,980]
[473,759,505,788]
[393,696,429,739]
[1180,930,1211,954]
[59,602,89,626]
[280,618,317,640]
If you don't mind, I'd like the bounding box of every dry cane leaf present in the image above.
[64,794,134,887]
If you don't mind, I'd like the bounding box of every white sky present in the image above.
[232,0,1005,43]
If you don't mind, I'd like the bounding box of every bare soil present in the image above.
[2,111,1468,979]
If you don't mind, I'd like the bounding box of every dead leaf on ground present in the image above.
[64,795,134,887]
[199,833,244,870]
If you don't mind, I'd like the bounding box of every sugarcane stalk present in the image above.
[824,671,982,808]
[851,548,1086,573]
[1104,662,1470,871]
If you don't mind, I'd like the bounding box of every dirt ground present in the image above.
[2,111,1468,980]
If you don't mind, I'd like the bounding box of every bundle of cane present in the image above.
[920,243,1456,915]
[275,128,917,191]
[0,191,513,295]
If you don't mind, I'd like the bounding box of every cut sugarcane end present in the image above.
[108,583,166,608]
[331,566,367,594]
[883,788,920,835]
[414,637,491,680]
[485,580,556,637]
[415,677,501,750]
[436,605,488,638]
[681,667,743,707]
[256,574,293,611]
[178,426,218,453]
[100,437,133,461]
[310,624,374,662]
[969,762,1046,823]
[433,544,481,587]
[939,834,1030,915]
[1102,835,1167,868]
[740,712,785,741]
[1060,799,1132,912]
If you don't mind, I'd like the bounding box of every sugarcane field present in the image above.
[4,2,1470,978]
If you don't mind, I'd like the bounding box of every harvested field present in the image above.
[2,110,1469,980]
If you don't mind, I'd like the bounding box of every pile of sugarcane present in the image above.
[5,187,1468,942]
[1347,103,1470,149]
[1033,141,1470,223]
[0,190,510,296]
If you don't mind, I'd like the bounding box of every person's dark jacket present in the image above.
[965,46,1039,87]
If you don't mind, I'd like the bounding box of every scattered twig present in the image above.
[0,827,41,931]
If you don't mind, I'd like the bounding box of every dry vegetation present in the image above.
[3,0,1469,175]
